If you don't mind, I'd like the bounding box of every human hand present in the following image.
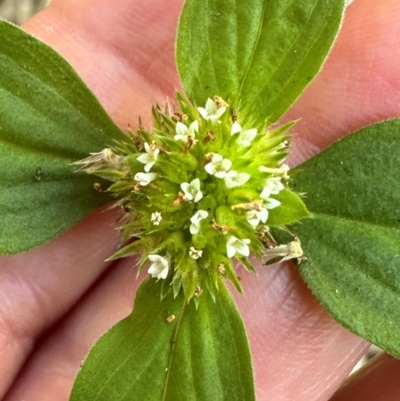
[1,0,400,399]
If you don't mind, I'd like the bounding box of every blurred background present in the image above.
[0,0,49,25]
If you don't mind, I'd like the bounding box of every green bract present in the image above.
[76,94,309,299]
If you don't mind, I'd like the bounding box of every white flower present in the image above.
[226,236,251,258]
[224,170,250,188]
[260,177,285,199]
[190,210,209,234]
[189,247,203,260]
[230,121,257,147]
[134,172,158,186]
[151,211,162,225]
[137,142,160,172]
[197,98,226,124]
[148,254,169,279]
[204,153,232,178]
[246,208,269,227]
[174,121,199,143]
[181,178,203,203]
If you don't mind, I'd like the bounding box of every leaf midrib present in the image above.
[162,300,187,401]
[252,0,322,108]
[236,0,268,100]
[310,211,399,231]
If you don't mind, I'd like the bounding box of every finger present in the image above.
[232,264,369,400]
[285,0,400,165]
[330,353,400,401]
[4,257,141,401]
[0,207,121,396]
[23,0,183,127]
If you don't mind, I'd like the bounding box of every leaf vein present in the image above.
[237,0,268,99]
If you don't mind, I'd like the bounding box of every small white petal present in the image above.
[148,254,169,279]
[211,153,223,163]
[271,181,284,194]
[240,239,251,256]
[224,171,250,188]
[191,178,200,190]
[214,171,226,179]
[238,128,257,147]
[270,178,285,194]
[204,162,215,175]
[190,226,199,235]
[189,120,199,133]
[259,208,269,223]
[144,162,155,172]
[205,98,217,114]
[191,210,209,223]
[231,121,242,135]
[174,134,188,143]
[175,122,188,136]
[197,107,209,119]
[180,183,193,200]
[215,106,227,119]
[265,197,281,209]
[190,210,208,234]
[260,186,272,200]
[226,243,236,258]
[194,190,203,203]
[144,142,151,153]
[137,153,151,165]
[231,122,257,146]
[134,172,157,186]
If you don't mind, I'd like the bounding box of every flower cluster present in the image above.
[76,95,309,299]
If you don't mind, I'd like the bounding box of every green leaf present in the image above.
[0,21,126,254]
[69,278,255,401]
[290,119,400,356]
[176,0,345,124]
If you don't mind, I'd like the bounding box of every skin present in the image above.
[1,0,400,399]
